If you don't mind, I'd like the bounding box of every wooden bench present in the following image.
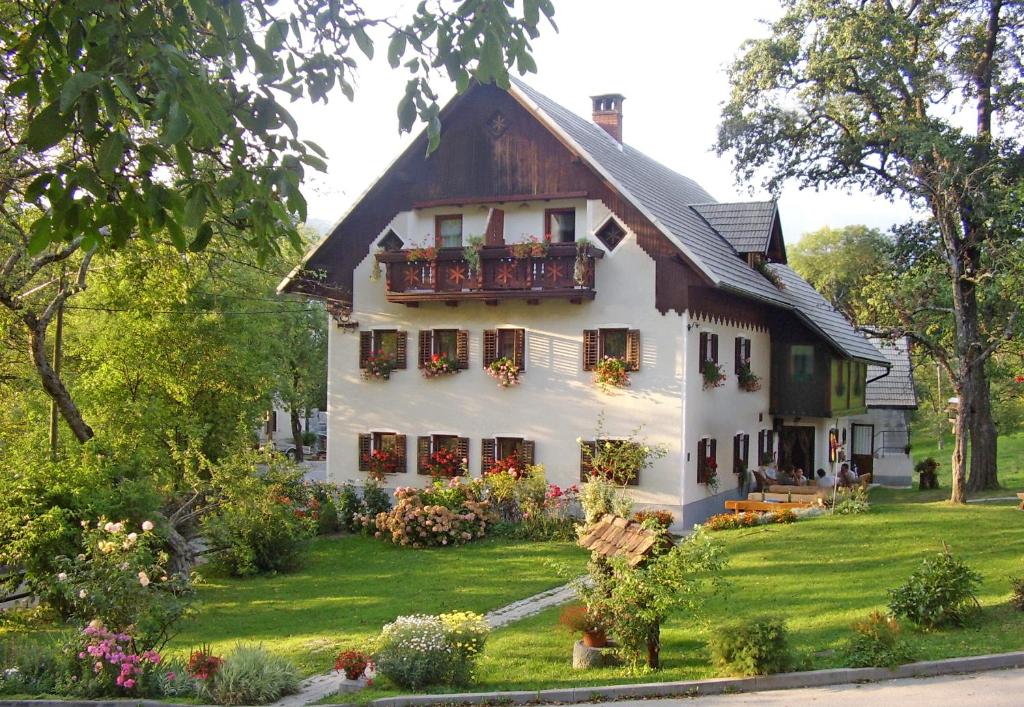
[768,484,821,495]
[1017,492,1024,510]
[725,499,815,514]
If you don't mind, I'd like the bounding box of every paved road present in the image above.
[600,668,1024,707]
[301,460,326,483]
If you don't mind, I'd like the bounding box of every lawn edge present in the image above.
[344,650,1024,707]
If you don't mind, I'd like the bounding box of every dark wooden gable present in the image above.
[285,83,706,314]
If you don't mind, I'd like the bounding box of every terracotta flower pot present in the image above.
[582,630,608,648]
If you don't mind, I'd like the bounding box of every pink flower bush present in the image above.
[364,480,494,548]
[68,622,161,695]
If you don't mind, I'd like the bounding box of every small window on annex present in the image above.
[545,209,576,243]
[496,437,525,460]
[599,328,628,360]
[436,215,463,248]
[789,344,815,383]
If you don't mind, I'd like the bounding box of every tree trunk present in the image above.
[950,380,968,504]
[290,408,304,462]
[646,619,660,669]
[967,368,999,491]
[26,314,93,442]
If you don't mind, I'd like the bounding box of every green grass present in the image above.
[165,535,586,675]
[349,498,1024,702]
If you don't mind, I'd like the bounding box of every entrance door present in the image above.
[779,426,815,476]
[852,423,874,476]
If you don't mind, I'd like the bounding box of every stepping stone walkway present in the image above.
[270,579,581,707]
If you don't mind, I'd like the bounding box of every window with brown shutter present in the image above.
[456,437,469,469]
[365,330,404,370]
[513,329,526,370]
[582,329,599,370]
[395,330,407,369]
[483,330,497,367]
[359,331,372,369]
[733,433,750,474]
[481,438,496,472]
[735,336,752,374]
[416,436,431,475]
[758,429,775,465]
[697,437,717,484]
[456,330,469,369]
[360,432,407,474]
[394,434,407,473]
[579,440,598,481]
[358,433,371,471]
[521,439,535,466]
[496,436,523,459]
[699,332,719,371]
[626,330,641,371]
[418,330,433,368]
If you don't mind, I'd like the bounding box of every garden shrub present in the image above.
[842,611,916,668]
[887,549,982,628]
[0,634,70,696]
[154,657,197,698]
[833,487,870,515]
[579,476,634,526]
[703,509,799,532]
[1011,577,1024,611]
[205,644,300,706]
[60,623,164,697]
[708,618,792,676]
[307,482,340,534]
[336,482,363,531]
[484,466,579,540]
[203,461,315,576]
[360,480,393,522]
[366,479,492,548]
[633,509,675,530]
[373,612,488,689]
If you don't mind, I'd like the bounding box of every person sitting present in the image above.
[793,467,807,486]
[777,464,795,486]
[762,462,779,485]
[816,467,836,490]
[837,463,857,488]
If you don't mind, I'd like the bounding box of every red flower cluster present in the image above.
[485,453,525,479]
[546,483,579,499]
[186,647,223,681]
[428,447,463,478]
[334,650,372,680]
[633,509,675,529]
[363,448,401,480]
[422,353,459,378]
[363,350,395,380]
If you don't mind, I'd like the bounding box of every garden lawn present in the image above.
[348,497,1024,702]
[165,535,586,675]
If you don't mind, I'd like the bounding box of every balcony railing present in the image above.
[375,242,603,304]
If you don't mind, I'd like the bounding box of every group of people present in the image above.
[759,461,860,490]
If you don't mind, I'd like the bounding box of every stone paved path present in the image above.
[270,580,580,707]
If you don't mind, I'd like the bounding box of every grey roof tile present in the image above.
[866,337,918,408]
[691,202,776,253]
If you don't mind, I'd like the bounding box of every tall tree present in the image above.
[717,0,1024,502]
[0,0,556,442]
[789,225,893,320]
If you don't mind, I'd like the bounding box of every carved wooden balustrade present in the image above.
[375,242,602,304]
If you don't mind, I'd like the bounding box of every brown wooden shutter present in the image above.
[418,330,433,368]
[699,332,708,370]
[481,438,496,472]
[734,337,743,374]
[359,331,372,369]
[580,440,597,481]
[514,329,526,371]
[358,433,371,471]
[583,330,599,371]
[711,334,719,364]
[626,329,641,371]
[697,438,707,483]
[395,331,407,369]
[456,437,469,475]
[394,434,407,473]
[733,434,741,472]
[416,436,431,475]
[521,439,535,466]
[742,434,750,467]
[456,330,469,369]
[767,429,774,462]
[483,330,497,367]
[744,338,752,363]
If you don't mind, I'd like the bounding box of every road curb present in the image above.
[351,650,1024,707]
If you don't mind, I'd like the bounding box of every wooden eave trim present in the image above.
[412,191,589,209]
[385,289,596,304]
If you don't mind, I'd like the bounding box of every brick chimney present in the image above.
[591,94,625,142]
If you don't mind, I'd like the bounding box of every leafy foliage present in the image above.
[842,611,916,668]
[1011,577,1024,611]
[887,549,983,628]
[203,645,300,706]
[707,618,792,676]
[373,612,489,689]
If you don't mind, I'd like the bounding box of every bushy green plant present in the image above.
[842,611,916,668]
[708,619,792,676]
[154,657,197,698]
[1011,577,1024,611]
[51,519,193,651]
[482,466,579,540]
[0,634,70,695]
[373,612,488,689]
[579,476,634,526]
[833,487,870,515]
[205,645,300,706]
[360,480,393,520]
[336,482,363,531]
[202,460,315,576]
[580,414,668,486]
[317,498,340,535]
[887,549,982,628]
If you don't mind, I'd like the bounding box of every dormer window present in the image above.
[545,209,575,243]
[595,217,626,251]
[436,215,463,248]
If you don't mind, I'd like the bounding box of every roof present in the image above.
[691,202,777,253]
[510,79,886,366]
[866,337,918,408]
[578,514,663,566]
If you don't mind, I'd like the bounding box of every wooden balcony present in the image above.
[376,243,603,305]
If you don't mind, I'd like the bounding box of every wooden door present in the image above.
[851,423,874,476]
[779,426,815,476]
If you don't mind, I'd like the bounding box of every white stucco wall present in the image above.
[848,408,915,486]
[327,199,687,509]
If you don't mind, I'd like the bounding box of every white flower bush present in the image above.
[372,612,489,689]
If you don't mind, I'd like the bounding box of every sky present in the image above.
[292,0,917,242]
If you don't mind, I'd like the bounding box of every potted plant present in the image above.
[737,360,761,391]
[428,447,463,478]
[574,238,592,286]
[463,234,485,274]
[594,355,630,390]
[702,360,726,390]
[406,244,436,262]
[485,453,527,480]
[363,351,394,381]
[334,649,373,690]
[559,605,609,648]
[508,235,550,259]
[487,356,521,387]
[422,353,459,378]
[915,457,939,490]
[363,448,401,481]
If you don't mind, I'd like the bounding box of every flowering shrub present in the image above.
[485,453,526,479]
[366,479,493,548]
[583,439,667,486]
[363,448,401,481]
[737,360,761,391]
[335,650,373,680]
[486,356,520,387]
[62,622,162,697]
[702,360,726,389]
[363,351,395,380]
[507,235,550,258]
[633,509,675,530]
[594,356,630,389]
[578,475,634,526]
[52,519,193,651]
[187,646,224,681]
[703,509,797,531]
[373,612,489,689]
[406,244,437,262]
[704,456,719,491]
[427,447,464,478]
[422,353,459,378]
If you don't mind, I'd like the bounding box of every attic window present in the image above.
[380,230,404,251]
[595,217,626,251]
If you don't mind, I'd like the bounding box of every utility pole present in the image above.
[48,268,65,461]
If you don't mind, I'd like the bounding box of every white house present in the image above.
[278,80,888,528]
